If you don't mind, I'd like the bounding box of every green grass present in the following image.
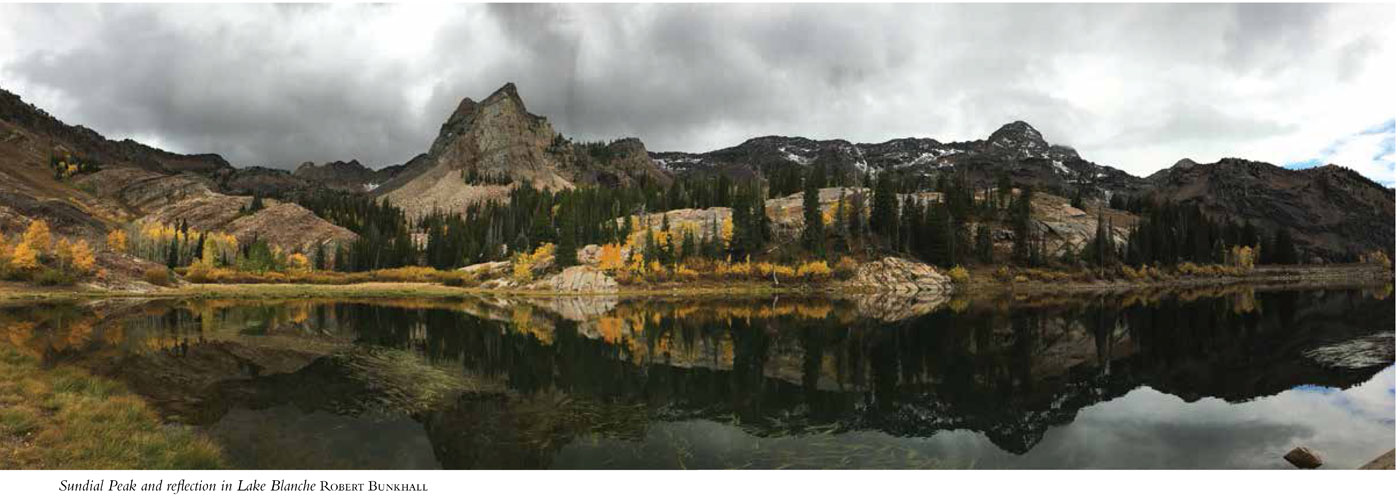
[0,346,225,469]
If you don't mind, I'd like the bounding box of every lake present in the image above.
[1,286,1392,469]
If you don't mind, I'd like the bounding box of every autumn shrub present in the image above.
[833,257,858,280]
[33,268,76,286]
[993,266,1012,282]
[143,267,171,287]
[673,264,700,281]
[947,265,970,284]
[795,261,832,281]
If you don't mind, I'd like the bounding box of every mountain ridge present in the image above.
[1,83,1393,263]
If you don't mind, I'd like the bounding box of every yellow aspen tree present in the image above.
[106,229,128,254]
[21,220,51,255]
[598,244,624,270]
[10,242,39,270]
[287,253,310,271]
[54,237,74,270]
[70,239,96,274]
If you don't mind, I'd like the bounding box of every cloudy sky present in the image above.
[0,3,1394,183]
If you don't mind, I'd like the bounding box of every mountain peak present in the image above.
[490,82,519,99]
[482,82,526,109]
[1171,158,1199,169]
[992,120,1041,137]
[987,120,1049,155]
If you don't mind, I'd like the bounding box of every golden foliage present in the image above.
[1227,245,1256,270]
[68,239,96,274]
[947,265,970,284]
[795,260,832,280]
[21,220,51,255]
[512,243,556,282]
[143,267,171,286]
[597,243,624,270]
[287,253,310,272]
[1360,249,1392,268]
[834,256,858,279]
[10,242,40,270]
[720,217,734,247]
[105,229,128,254]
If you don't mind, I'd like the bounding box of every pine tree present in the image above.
[870,172,898,242]
[833,188,850,254]
[194,231,206,267]
[802,170,824,255]
[1272,227,1298,265]
[927,202,953,266]
[975,224,994,264]
[247,194,265,213]
[166,236,180,269]
[1011,186,1035,265]
[848,189,866,243]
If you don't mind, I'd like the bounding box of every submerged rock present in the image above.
[1285,447,1323,469]
[1303,332,1395,370]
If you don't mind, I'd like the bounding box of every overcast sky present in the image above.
[0,3,1393,183]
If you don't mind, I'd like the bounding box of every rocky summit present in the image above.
[651,120,1146,201]
[373,83,672,219]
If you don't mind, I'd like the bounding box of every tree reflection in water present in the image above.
[0,286,1391,469]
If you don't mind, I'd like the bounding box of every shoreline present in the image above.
[1,264,1390,302]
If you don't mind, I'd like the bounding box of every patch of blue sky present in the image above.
[1284,120,1395,186]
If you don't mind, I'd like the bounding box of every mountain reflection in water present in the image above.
[0,287,1392,469]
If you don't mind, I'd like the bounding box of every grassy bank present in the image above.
[1,263,1391,302]
[959,263,1391,296]
[0,346,224,469]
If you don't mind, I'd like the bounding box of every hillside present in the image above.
[0,88,357,277]
[654,122,1393,261]
[1146,158,1394,261]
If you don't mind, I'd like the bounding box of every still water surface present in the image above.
[2,287,1393,469]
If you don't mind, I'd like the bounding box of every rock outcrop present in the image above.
[535,266,619,293]
[843,257,953,295]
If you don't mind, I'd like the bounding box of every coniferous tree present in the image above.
[833,188,850,254]
[870,172,899,243]
[1272,227,1298,265]
[926,202,953,267]
[1011,186,1035,265]
[166,236,180,269]
[314,242,326,270]
[848,189,866,243]
[556,206,578,267]
[801,169,824,256]
[975,224,994,264]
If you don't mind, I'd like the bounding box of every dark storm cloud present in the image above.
[0,3,1392,180]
